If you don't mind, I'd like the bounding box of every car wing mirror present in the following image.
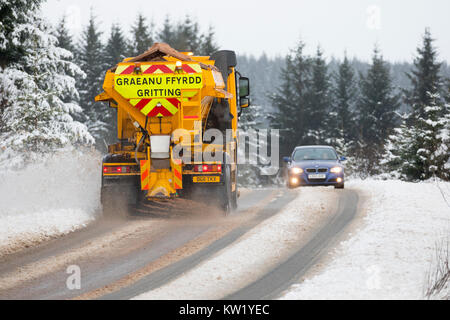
[340,156,347,161]
[283,156,291,163]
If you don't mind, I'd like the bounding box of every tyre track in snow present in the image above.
[225,189,359,300]
[0,188,359,300]
[101,190,298,300]
[0,189,290,299]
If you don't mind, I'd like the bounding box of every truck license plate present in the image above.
[308,174,326,179]
[193,176,220,183]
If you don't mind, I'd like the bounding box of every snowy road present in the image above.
[0,187,358,300]
[227,189,358,299]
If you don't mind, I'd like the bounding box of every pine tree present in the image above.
[174,15,201,52]
[445,79,450,104]
[332,54,358,146]
[156,16,218,55]
[199,25,219,55]
[157,16,175,46]
[405,28,444,123]
[104,23,128,67]
[384,94,449,180]
[414,93,449,179]
[129,13,153,56]
[269,40,312,158]
[269,55,296,158]
[382,119,420,179]
[0,0,41,67]
[76,11,111,145]
[355,47,400,176]
[54,15,75,53]
[0,0,93,169]
[305,47,332,144]
[384,29,449,180]
[329,54,359,174]
[53,15,77,105]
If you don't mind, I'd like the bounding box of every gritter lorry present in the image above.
[95,43,250,215]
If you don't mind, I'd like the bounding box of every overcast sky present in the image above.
[42,0,450,62]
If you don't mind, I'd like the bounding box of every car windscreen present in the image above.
[293,148,337,161]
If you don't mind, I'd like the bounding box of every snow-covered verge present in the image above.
[133,187,339,300]
[0,148,102,256]
[281,179,450,300]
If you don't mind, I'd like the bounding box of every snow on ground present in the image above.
[282,179,450,300]
[0,148,102,256]
[134,187,338,300]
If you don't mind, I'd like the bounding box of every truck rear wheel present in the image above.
[218,152,238,215]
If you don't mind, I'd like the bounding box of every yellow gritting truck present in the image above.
[95,43,250,214]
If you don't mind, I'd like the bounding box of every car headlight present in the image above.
[291,167,303,174]
[330,166,342,173]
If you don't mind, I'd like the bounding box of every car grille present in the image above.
[306,168,328,173]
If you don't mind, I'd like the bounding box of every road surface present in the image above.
[0,188,358,300]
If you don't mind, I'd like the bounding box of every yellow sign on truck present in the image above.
[114,63,203,99]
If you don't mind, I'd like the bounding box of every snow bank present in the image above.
[282,179,450,300]
[0,148,102,255]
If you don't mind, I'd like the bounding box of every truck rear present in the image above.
[95,43,250,214]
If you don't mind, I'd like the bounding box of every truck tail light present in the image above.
[103,165,132,174]
[193,164,222,173]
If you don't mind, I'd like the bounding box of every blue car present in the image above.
[283,145,346,189]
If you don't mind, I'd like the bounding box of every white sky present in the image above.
[42,0,450,63]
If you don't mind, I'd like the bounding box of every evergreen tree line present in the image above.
[0,0,93,169]
[54,12,220,147]
[1,1,447,182]
[237,55,450,114]
[267,29,449,181]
